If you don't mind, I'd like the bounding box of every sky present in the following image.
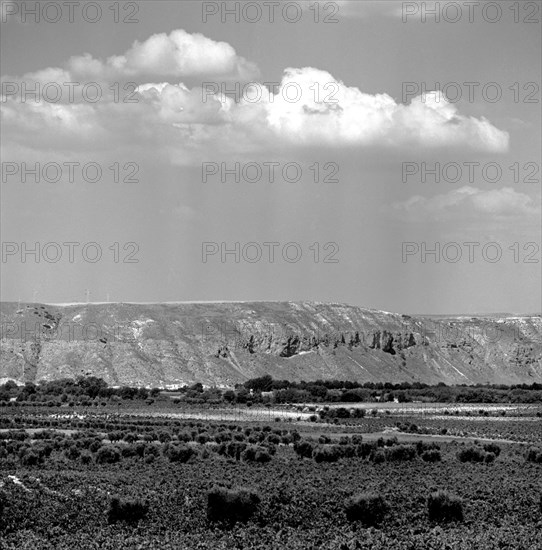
[1,0,541,314]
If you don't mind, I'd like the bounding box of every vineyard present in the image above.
[1,405,541,549]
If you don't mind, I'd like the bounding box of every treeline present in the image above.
[239,375,542,404]
[1,375,542,406]
[0,377,161,405]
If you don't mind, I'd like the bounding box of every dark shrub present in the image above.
[385,445,416,462]
[421,449,442,462]
[134,442,146,457]
[457,446,486,463]
[34,442,53,460]
[266,434,280,445]
[428,491,464,523]
[313,445,342,463]
[416,440,440,455]
[358,442,376,459]
[371,450,386,464]
[294,441,313,459]
[242,445,271,463]
[225,441,247,460]
[20,449,40,466]
[345,493,388,526]
[214,431,233,443]
[121,445,138,459]
[107,496,148,524]
[96,445,121,464]
[123,433,137,444]
[175,430,191,443]
[165,444,194,463]
[80,450,93,464]
[351,435,363,445]
[483,443,501,457]
[89,439,103,453]
[207,486,260,524]
[280,434,293,445]
[484,452,496,464]
[144,443,160,458]
[342,445,356,458]
[157,430,172,443]
[64,445,81,460]
[318,435,331,445]
[107,431,123,443]
[525,447,542,463]
[34,429,55,440]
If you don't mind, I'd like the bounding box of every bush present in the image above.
[266,433,280,445]
[427,491,464,523]
[96,445,121,464]
[483,443,501,457]
[207,486,260,524]
[80,450,93,464]
[421,449,442,462]
[484,452,496,464]
[123,433,137,444]
[144,443,160,458]
[371,450,386,464]
[64,445,81,460]
[294,441,313,459]
[164,444,194,463]
[526,447,542,463]
[107,496,148,524]
[357,442,376,459]
[385,444,417,462]
[121,445,138,459]
[313,445,342,463]
[242,445,271,463]
[20,449,40,466]
[457,446,486,463]
[345,493,388,526]
[89,439,103,453]
[416,440,440,455]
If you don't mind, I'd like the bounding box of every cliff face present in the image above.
[1,301,541,387]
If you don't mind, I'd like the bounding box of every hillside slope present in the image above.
[1,301,541,387]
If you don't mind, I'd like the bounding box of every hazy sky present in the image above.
[1,1,540,314]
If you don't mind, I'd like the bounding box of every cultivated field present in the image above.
[1,402,541,549]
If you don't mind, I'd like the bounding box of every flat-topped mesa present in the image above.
[1,301,541,387]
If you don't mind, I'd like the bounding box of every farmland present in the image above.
[1,399,541,549]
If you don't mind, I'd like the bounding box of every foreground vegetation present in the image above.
[1,400,541,549]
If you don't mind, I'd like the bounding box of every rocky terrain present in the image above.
[0,301,541,387]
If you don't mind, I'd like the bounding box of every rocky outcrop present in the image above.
[0,301,541,387]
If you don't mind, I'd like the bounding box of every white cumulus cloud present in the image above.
[388,186,541,222]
